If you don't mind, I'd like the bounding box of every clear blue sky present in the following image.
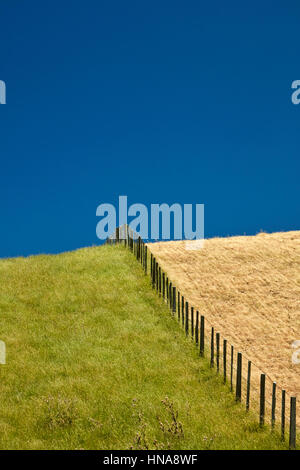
[0,1,299,257]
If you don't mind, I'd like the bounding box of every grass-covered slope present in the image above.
[0,245,288,449]
[148,231,300,398]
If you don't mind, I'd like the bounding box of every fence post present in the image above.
[151,257,153,285]
[289,397,296,450]
[177,291,180,321]
[210,327,214,368]
[144,246,147,274]
[185,302,189,336]
[152,258,156,288]
[230,346,234,392]
[260,374,266,427]
[223,339,227,384]
[162,272,165,299]
[156,263,159,292]
[166,278,169,300]
[271,382,276,429]
[216,333,220,373]
[281,389,286,441]
[200,315,205,357]
[246,361,251,411]
[191,307,194,339]
[195,311,199,346]
[159,267,161,296]
[151,257,154,286]
[169,282,172,308]
[172,286,176,316]
[236,352,242,402]
[141,242,143,266]
[181,296,185,327]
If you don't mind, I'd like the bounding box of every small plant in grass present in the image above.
[129,397,184,450]
[42,396,77,430]
[157,396,184,439]
[130,402,151,450]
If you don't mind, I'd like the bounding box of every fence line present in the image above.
[106,225,297,449]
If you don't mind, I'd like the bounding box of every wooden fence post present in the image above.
[185,301,189,336]
[289,397,296,450]
[152,258,156,288]
[159,267,161,296]
[223,339,227,384]
[169,282,172,309]
[230,346,234,392]
[281,389,286,441]
[144,246,147,274]
[210,327,214,368]
[216,333,220,373]
[260,374,266,427]
[172,286,176,315]
[195,311,199,346]
[151,257,153,285]
[246,361,251,411]
[181,296,184,327]
[139,238,142,262]
[236,352,242,402]
[271,382,276,429]
[177,291,180,321]
[191,307,194,339]
[162,272,165,299]
[200,315,205,357]
[151,257,154,286]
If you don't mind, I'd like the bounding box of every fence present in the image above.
[106,225,297,449]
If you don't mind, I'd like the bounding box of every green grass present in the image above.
[0,244,291,449]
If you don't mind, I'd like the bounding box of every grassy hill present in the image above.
[148,231,300,399]
[0,244,290,449]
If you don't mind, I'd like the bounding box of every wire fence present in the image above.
[106,225,297,450]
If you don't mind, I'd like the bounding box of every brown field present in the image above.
[147,231,300,403]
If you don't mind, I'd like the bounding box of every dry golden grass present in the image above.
[148,231,300,403]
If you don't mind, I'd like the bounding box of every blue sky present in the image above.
[0,1,299,257]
